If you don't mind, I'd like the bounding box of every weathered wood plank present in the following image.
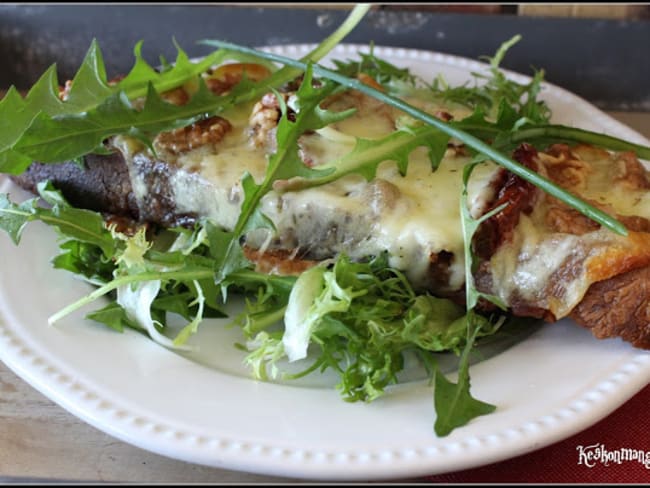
[0,364,300,483]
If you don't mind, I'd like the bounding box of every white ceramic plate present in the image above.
[1,44,649,481]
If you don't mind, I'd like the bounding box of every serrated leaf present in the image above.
[0,148,33,174]
[16,65,64,115]
[332,47,417,86]
[0,42,117,172]
[13,80,220,163]
[211,66,351,283]
[116,39,231,100]
[0,40,267,173]
[494,97,521,130]
[0,79,60,173]
[63,39,112,112]
[41,207,115,256]
[51,240,114,284]
[0,183,115,255]
[433,312,497,437]
[86,301,136,333]
[275,124,449,192]
[35,197,116,258]
[117,41,159,90]
[0,193,38,245]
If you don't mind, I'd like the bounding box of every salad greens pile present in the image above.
[1,4,650,436]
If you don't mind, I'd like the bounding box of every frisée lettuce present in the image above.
[2,5,650,438]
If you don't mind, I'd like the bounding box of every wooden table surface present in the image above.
[1,111,649,484]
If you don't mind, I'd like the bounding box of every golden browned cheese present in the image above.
[475,143,650,347]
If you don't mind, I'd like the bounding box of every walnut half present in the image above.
[154,116,233,155]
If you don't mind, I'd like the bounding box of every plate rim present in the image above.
[1,42,650,481]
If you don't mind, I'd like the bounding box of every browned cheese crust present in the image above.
[474,143,650,348]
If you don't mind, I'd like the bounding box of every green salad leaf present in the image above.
[274,124,449,192]
[0,40,230,173]
[331,43,418,88]
[237,253,505,405]
[203,39,650,236]
[0,181,116,255]
[211,65,354,284]
[0,4,371,173]
[433,35,550,125]
[3,10,645,438]
[433,311,498,437]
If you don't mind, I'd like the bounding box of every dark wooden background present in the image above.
[0,4,648,111]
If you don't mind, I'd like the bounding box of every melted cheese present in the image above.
[171,107,268,230]
[116,92,501,292]
[259,153,498,289]
[488,210,588,317]
[485,148,650,319]
[580,155,650,218]
[106,73,650,325]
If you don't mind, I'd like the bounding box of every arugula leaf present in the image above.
[59,40,113,112]
[52,240,115,285]
[0,46,107,167]
[433,35,550,125]
[479,35,550,124]
[0,41,228,173]
[208,40,640,235]
[12,80,229,163]
[0,192,38,245]
[0,4,371,174]
[0,82,56,172]
[86,301,138,333]
[331,44,418,88]
[212,66,354,283]
[433,311,497,437]
[274,124,449,192]
[115,39,233,101]
[0,181,116,255]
